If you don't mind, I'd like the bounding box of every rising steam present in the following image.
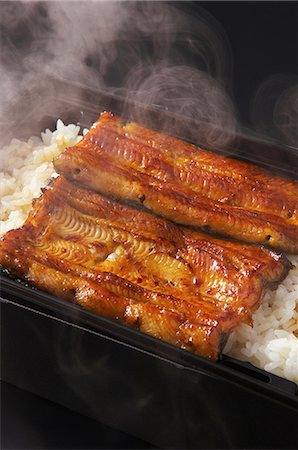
[250,74,298,147]
[1,1,295,150]
[0,1,236,148]
[121,65,236,147]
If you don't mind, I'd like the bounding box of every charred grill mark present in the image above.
[54,111,298,252]
[88,121,298,218]
[1,111,295,360]
[0,173,291,360]
[48,176,187,246]
[123,119,298,197]
[1,236,233,360]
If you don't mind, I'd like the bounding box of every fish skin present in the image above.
[54,111,298,253]
[0,176,291,360]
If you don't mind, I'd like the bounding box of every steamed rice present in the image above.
[1,121,297,384]
[0,120,83,235]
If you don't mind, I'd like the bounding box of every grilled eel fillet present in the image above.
[0,176,291,360]
[54,111,298,253]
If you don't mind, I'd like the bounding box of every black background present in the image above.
[197,1,297,124]
[1,2,297,450]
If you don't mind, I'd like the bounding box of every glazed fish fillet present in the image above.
[0,176,290,360]
[54,111,298,253]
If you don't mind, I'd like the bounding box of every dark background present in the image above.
[1,2,297,450]
[196,1,297,124]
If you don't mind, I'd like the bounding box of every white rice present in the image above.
[224,256,298,384]
[0,120,83,235]
[1,121,297,384]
